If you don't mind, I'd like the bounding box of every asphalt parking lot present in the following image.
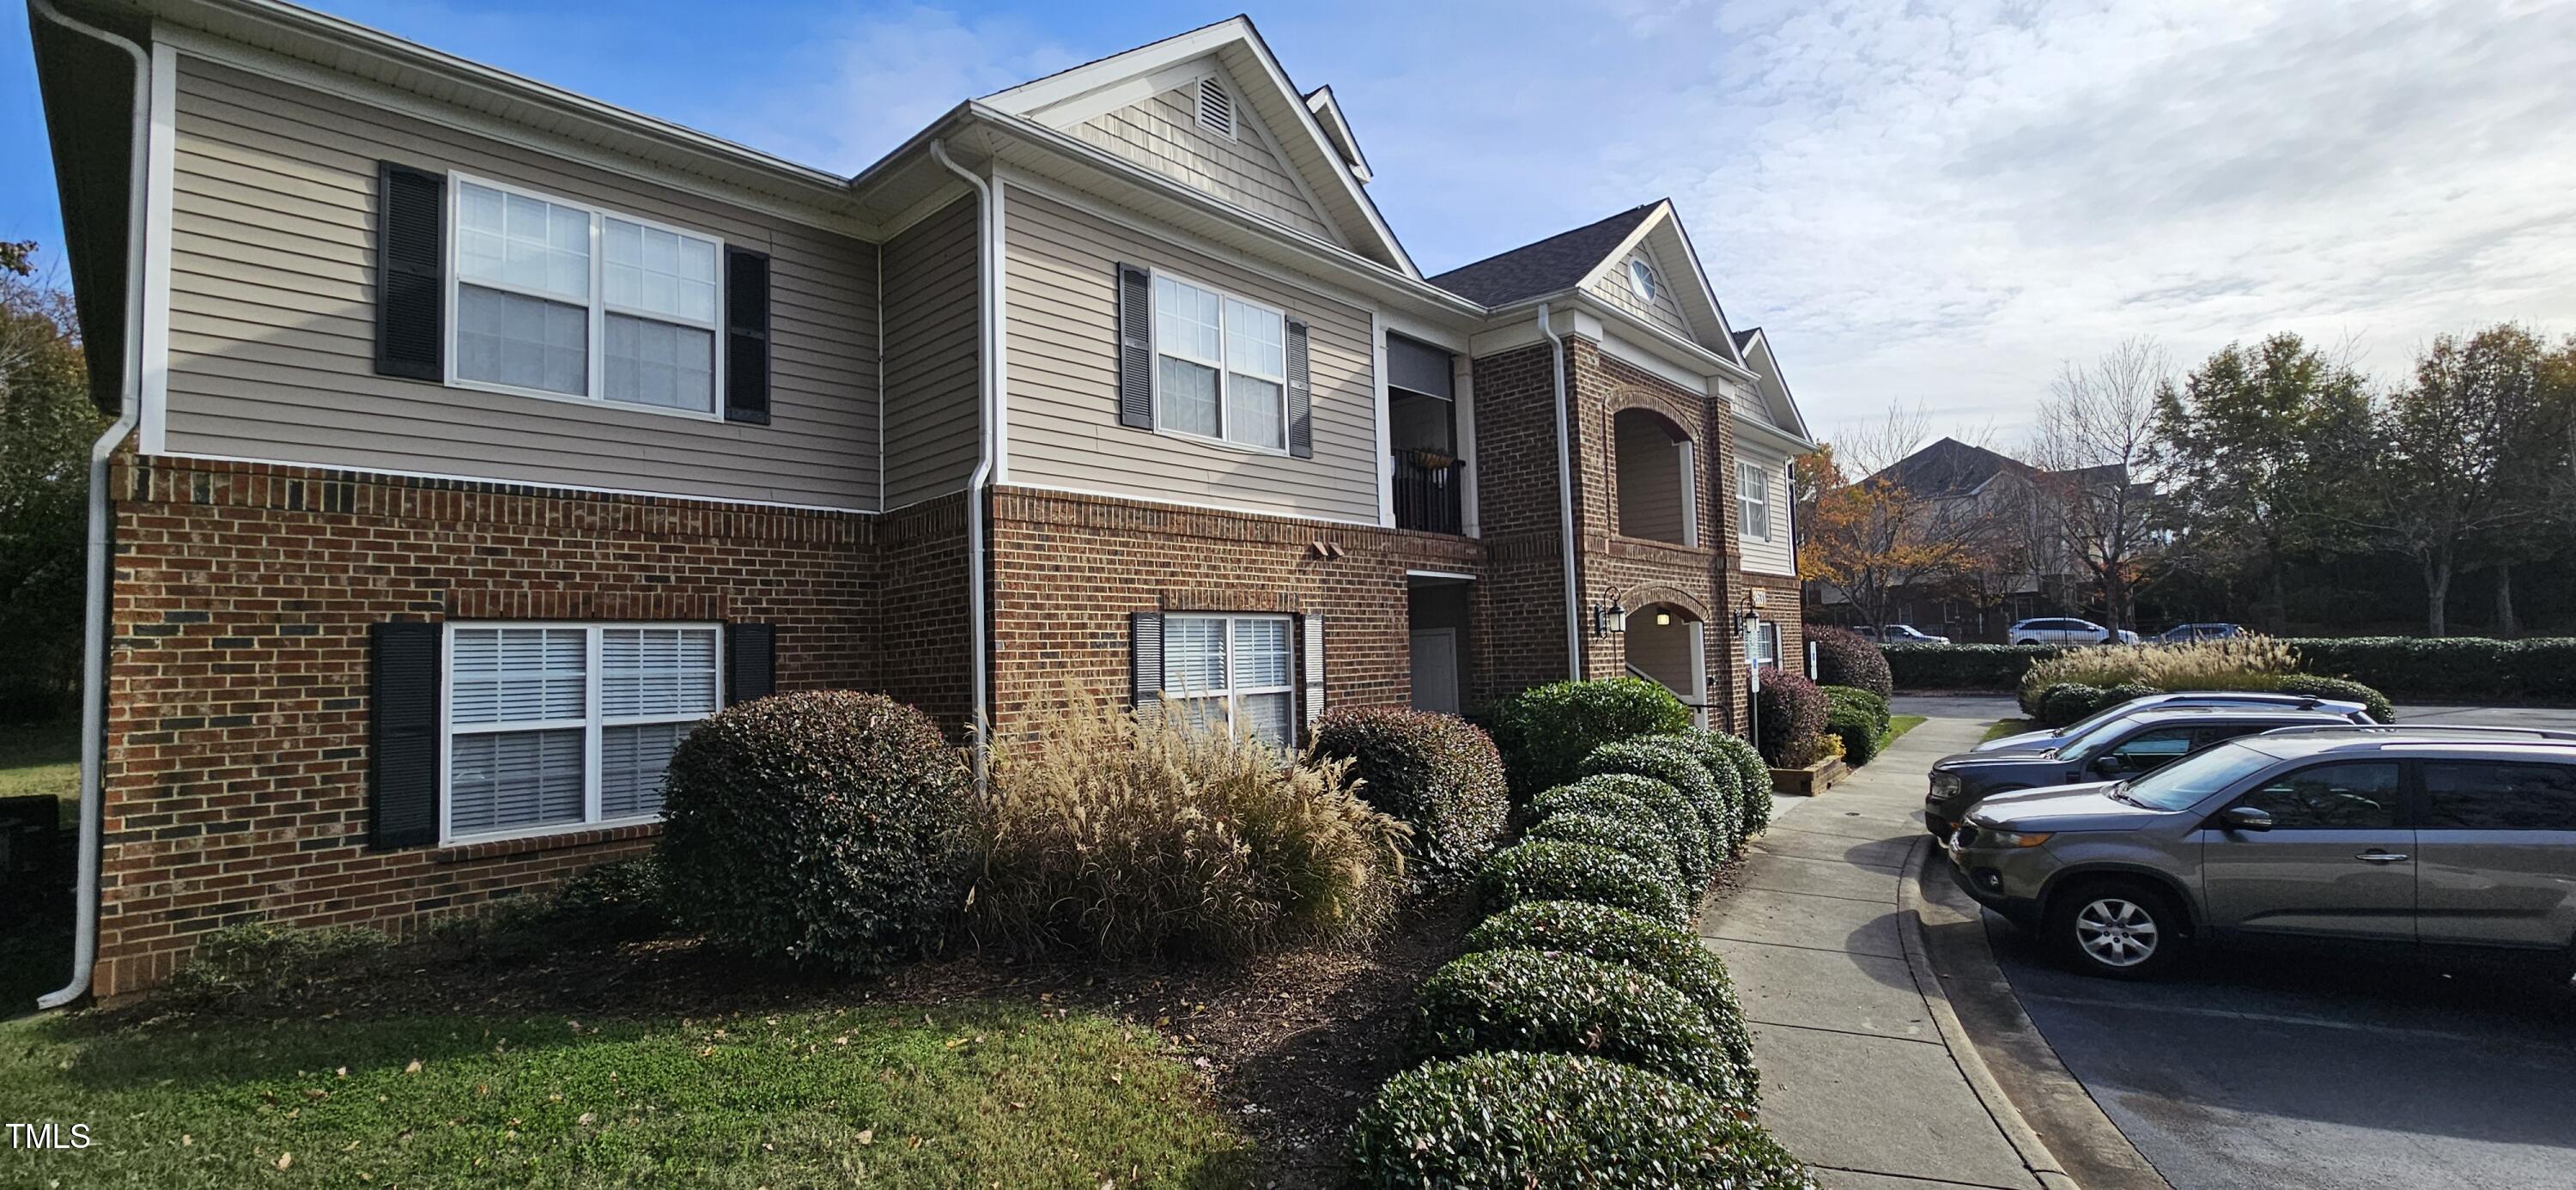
[1896,695,2576,1190]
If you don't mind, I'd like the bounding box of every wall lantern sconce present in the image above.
[1655,610,1673,627]
[1591,600,1629,637]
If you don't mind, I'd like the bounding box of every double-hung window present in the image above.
[452,175,723,416]
[1152,273,1287,452]
[1162,613,1296,750]
[1737,460,1771,542]
[443,623,721,841]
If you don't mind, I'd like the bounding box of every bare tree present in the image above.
[2030,338,2167,634]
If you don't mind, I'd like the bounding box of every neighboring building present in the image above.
[29,2,1814,995]
[1808,437,2118,641]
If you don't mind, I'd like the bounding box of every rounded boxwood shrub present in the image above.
[1524,812,1683,893]
[1570,772,1711,891]
[1583,739,1736,863]
[2037,682,2108,727]
[1754,670,1830,768]
[1811,626,1894,699]
[1646,730,1776,836]
[1349,1052,1809,1189]
[1476,840,1688,928]
[1465,900,1758,1105]
[657,690,974,970]
[1482,677,1694,802]
[1407,948,1741,1101]
[2276,674,2394,723]
[1309,706,1510,893]
[1825,698,1881,768]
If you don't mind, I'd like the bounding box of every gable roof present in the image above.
[1426,205,1656,306]
[980,16,1415,276]
[1303,86,1371,182]
[1882,438,2036,498]
[1728,327,1813,441]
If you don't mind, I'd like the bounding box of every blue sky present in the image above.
[8,0,2574,440]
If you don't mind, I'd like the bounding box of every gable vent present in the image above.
[1196,76,1236,140]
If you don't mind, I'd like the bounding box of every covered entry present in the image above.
[1624,599,1708,727]
[1407,571,1473,714]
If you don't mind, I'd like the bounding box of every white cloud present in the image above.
[722,5,1078,173]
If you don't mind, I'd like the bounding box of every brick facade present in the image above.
[94,454,877,997]
[985,488,1485,741]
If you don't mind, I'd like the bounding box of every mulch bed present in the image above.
[75,896,1478,1188]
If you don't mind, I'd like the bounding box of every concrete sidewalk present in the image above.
[1704,715,2065,1190]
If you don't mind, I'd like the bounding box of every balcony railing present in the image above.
[1393,452,1465,535]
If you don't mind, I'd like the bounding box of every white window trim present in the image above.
[442,172,728,423]
[1163,612,1297,747]
[1628,258,1659,302]
[1149,268,1292,456]
[436,621,725,847]
[1738,460,1771,542]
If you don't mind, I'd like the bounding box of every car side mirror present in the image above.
[2219,805,2273,833]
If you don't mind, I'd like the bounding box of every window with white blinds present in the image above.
[1163,613,1295,750]
[444,622,720,841]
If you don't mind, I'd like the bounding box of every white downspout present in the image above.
[1537,303,1581,680]
[927,139,993,791]
[30,0,149,1011]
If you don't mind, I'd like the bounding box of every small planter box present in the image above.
[1770,757,1850,797]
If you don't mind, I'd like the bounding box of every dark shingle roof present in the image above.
[1882,438,2034,498]
[1733,327,1760,351]
[1426,204,1657,306]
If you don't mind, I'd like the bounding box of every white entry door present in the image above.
[1409,628,1460,713]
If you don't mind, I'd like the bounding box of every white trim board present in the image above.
[138,40,178,455]
[1000,480,1395,532]
[154,450,878,514]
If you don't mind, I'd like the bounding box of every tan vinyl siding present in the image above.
[1075,84,1336,242]
[1587,244,1692,342]
[1727,374,1779,428]
[1002,185,1379,525]
[880,197,982,508]
[163,56,879,509]
[1737,445,1795,577]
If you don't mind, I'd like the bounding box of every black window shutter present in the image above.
[726,623,775,705]
[368,622,442,849]
[1131,611,1165,723]
[1298,613,1326,736]
[1116,263,1155,430]
[724,247,772,425]
[374,162,445,381]
[1286,319,1313,459]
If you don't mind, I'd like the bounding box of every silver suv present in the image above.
[1944,726,2576,980]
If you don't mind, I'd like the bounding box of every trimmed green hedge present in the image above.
[1310,706,1511,893]
[1582,740,1735,865]
[1882,642,2063,689]
[1886,637,2576,704]
[2276,675,2395,723]
[1482,677,1694,802]
[1568,773,1710,891]
[1408,948,1743,1101]
[1477,840,1689,928]
[1348,1052,1812,1189]
[1821,684,1892,766]
[1810,626,1893,698]
[1466,900,1758,1105]
[1524,811,1685,893]
[1646,730,1775,835]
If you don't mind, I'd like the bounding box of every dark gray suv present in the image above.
[1924,707,2357,838]
[1945,726,2576,979]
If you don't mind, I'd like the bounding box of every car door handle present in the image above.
[2356,851,2409,863]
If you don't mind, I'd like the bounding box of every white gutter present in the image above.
[1537,302,1581,680]
[927,138,994,790]
[30,0,150,1011]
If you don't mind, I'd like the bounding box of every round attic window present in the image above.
[1628,258,1659,301]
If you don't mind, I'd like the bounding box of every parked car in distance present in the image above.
[1977,691,2374,753]
[2008,617,2137,646]
[1854,623,1950,644]
[1945,725,2576,979]
[1924,707,2359,838]
[2155,622,2244,643]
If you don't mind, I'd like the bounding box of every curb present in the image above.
[1896,835,2082,1190]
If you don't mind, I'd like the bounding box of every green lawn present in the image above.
[1879,715,1927,749]
[1979,718,2038,744]
[0,1000,1249,1187]
[0,719,78,826]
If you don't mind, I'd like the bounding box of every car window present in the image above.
[2234,762,2403,829]
[2421,762,2576,830]
[2098,726,2198,772]
[2121,741,2279,811]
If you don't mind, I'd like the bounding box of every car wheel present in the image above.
[2048,881,2184,980]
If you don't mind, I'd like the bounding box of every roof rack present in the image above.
[2256,724,2576,743]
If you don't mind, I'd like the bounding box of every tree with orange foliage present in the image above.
[1796,446,1982,632]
